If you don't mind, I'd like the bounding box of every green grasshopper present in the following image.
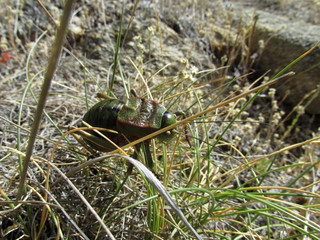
[79,95,177,169]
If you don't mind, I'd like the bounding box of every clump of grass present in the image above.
[1,1,319,240]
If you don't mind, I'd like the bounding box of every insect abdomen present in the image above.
[83,99,123,130]
[82,99,124,151]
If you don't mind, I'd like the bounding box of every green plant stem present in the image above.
[108,4,124,96]
[16,0,74,201]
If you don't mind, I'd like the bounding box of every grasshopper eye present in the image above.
[158,111,176,142]
[161,111,176,128]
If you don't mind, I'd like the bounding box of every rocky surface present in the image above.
[233,1,320,114]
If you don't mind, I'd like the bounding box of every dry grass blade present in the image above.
[33,185,90,240]
[42,158,116,240]
[16,0,75,201]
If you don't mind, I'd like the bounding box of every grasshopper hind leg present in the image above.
[142,140,154,170]
[128,140,154,174]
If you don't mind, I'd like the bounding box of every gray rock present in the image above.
[238,7,320,114]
